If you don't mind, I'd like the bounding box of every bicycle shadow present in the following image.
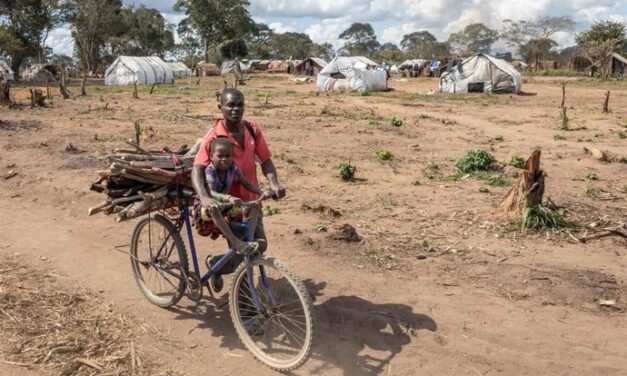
[303,279,437,375]
[165,279,437,376]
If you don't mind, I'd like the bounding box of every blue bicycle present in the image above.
[128,186,314,372]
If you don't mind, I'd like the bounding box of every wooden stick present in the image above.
[88,201,112,216]
[603,91,610,113]
[125,139,152,156]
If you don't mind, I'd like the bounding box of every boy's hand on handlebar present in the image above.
[228,196,243,206]
[200,196,219,210]
[270,184,286,199]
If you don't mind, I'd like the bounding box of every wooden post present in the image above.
[498,150,545,216]
[560,81,566,109]
[80,71,87,96]
[149,83,156,94]
[134,122,141,146]
[133,81,139,99]
[29,89,46,107]
[59,64,71,99]
[603,91,610,113]
[0,80,10,105]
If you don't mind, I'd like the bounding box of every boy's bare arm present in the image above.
[240,175,263,196]
[192,165,218,208]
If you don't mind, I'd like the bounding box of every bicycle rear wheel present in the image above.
[229,256,314,372]
[130,214,188,308]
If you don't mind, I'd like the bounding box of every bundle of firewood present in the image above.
[88,140,199,222]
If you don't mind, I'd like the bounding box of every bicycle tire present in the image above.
[130,214,188,308]
[229,256,315,372]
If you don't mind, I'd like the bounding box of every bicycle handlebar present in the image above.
[217,191,276,211]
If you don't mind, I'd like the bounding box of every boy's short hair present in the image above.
[211,137,233,154]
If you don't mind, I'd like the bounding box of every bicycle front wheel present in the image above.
[130,214,188,308]
[229,256,315,372]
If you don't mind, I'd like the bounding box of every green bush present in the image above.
[262,206,281,216]
[389,117,403,127]
[487,173,510,187]
[479,186,490,193]
[336,162,356,181]
[509,155,525,169]
[374,149,393,161]
[455,150,496,173]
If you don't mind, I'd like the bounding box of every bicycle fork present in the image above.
[245,258,277,312]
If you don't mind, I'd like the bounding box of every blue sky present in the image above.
[46,0,627,56]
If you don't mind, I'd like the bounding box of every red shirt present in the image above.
[194,118,272,201]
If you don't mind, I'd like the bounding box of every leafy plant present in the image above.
[554,134,566,140]
[586,187,601,199]
[619,131,626,139]
[411,179,421,186]
[509,155,525,169]
[585,171,599,180]
[492,134,504,141]
[262,206,281,216]
[423,161,440,179]
[479,186,490,193]
[337,161,357,181]
[389,117,403,127]
[374,149,393,161]
[455,150,496,173]
[487,173,510,187]
[421,240,433,251]
[521,205,570,230]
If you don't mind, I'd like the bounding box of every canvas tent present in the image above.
[195,61,220,76]
[398,59,427,70]
[105,56,173,85]
[439,54,521,94]
[294,57,328,76]
[0,60,14,81]
[22,64,57,83]
[609,52,627,77]
[167,62,192,77]
[220,60,248,75]
[267,60,298,73]
[317,56,387,92]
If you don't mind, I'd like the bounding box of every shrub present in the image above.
[337,162,356,181]
[389,117,403,127]
[262,206,280,216]
[374,149,393,161]
[455,149,496,173]
[487,173,510,187]
[509,155,525,169]
[585,171,599,180]
[521,205,570,230]
[313,223,327,232]
[479,186,490,193]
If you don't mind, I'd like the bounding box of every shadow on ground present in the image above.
[166,278,436,375]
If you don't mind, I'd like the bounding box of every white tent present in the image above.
[220,60,248,75]
[167,61,192,77]
[398,59,427,70]
[316,56,387,92]
[439,53,521,94]
[105,56,174,85]
[0,60,14,81]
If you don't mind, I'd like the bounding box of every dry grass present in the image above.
[0,256,172,375]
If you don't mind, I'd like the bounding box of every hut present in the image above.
[609,52,627,77]
[510,61,529,70]
[294,58,328,76]
[439,53,521,94]
[317,56,387,92]
[105,56,174,85]
[0,60,14,81]
[267,60,297,73]
[220,60,248,76]
[536,60,559,70]
[22,64,57,83]
[167,61,192,77]
[195,61,220,76]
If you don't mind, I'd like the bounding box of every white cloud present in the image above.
[269,22,295,33]
[46,27,74,56]
[305,17,352,49]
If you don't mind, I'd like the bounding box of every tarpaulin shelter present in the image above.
[609,53,627,77]
[317,56,387,92]
[439,53,521,94]
[22,64,57,83]
[105,56,174,85]
[220,60,248,75]
[0,60,14,81]
[398,59,427,70]
[167,61,192,77]
[195,61,220,76]
[267,60,297,73]
[294,57,328,76]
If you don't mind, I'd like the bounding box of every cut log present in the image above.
[0,80,11,105]
[30,89,46,107]
[498,150,545,216]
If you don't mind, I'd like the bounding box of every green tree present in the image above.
[400,31,436,50]
[338,22,380,56]
[247,22,272,59]
[111,5,175,57]
[400,30,449,59]
[576,21,626,78]
[310,42,334,61]
[375,42,402,63]
[448,23,498,55]
[220,38,248,59]
[67,0,123,74]
[174,0,255,62]
[267,32,314,59]
[501,16,575,67]
[0,0,68,75]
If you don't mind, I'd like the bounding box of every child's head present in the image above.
[210,137,234,171]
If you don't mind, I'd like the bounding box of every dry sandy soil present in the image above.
[1,74,626,375]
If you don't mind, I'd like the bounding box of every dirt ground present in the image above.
[1,74,626,375]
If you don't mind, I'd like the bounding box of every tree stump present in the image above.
[498,150,545,216]
[29,89,46,107]
[59,64,71,99]
[0,80,10,105]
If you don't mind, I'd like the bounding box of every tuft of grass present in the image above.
[313,223,328,232]
[423,161,440,179]
[492,134,504,142]
[509,155,525,169]
[586,187,601,199]
[360,91,372,96]
[554,134,567,141]
[585,171,599,180]
[486,173,510,187]
[374,149,393,161]
[455,149,496,173]
[336,161,356,181]
[262,206,281,216]
[411,179,421,186]
[479,186,490,193]
[619,131,627,139]
[420,240,433,251]
[521,205,570,230]
[389,117,403,127]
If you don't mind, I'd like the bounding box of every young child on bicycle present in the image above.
[196,137,265,291]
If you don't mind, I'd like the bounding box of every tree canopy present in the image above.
[110,5,174,58]
[448,23,498,55]
[338,22,380,56]
[576,20,626,77]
